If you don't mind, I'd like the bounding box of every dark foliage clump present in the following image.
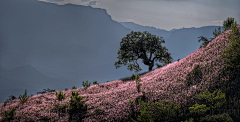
[37,88,56,95]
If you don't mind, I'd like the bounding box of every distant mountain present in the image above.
[0,0,135,85]
[120,22,172,41]
[164,26,222,58]
[0,65,69,87]
[0,65,71,103]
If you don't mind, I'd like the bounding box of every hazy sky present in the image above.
[39,0,239,31]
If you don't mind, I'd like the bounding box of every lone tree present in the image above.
[114,31,173,73]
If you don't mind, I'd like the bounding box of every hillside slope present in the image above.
[0,26,239,122]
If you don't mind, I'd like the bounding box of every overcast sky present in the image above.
[39,0,240,31]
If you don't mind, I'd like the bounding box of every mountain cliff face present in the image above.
[0,0,136,101]
[0,26,239,122]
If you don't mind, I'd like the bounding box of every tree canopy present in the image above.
[114,31,173,73]
[223,17,237,31]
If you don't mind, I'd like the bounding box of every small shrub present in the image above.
[135,74,141,93]
[82,80,91,88]
[131,100,183,122]
[55,91,66,101]
[6,95,17,102]
[3,102,7,108]
[93,81,99,86]
[1,106,17,121]
[68,91,88,121]
[72,86,77,89]
[131,74,136,80]
[135,74,141,84]
[189,103,210,116]
[18,89,29,105]
[37,88,56,95]
[65,88,68,91]
[197,89,226,109]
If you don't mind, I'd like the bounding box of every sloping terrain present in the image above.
[0,26,239,121]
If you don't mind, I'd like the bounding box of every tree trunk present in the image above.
[148,63,154,71]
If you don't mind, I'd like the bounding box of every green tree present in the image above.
[198,36,213,48]
[223,17,237,31]
[213,26,223,38]
[114,31,173,72]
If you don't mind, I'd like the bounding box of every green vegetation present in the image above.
[223,17,238,31]
[126,99,183,122]
[82,80,91,88]
[93,80,99,86]
[0,107,17,122]
[67,91,88,121]
[198,36,213,48]
[37,88,56,95]
[55,91,66,101]
[135,74,142,93]
[131,74,136,80]
[18,89,29,105]
[114,31,173,72]
[213,26,223,38]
